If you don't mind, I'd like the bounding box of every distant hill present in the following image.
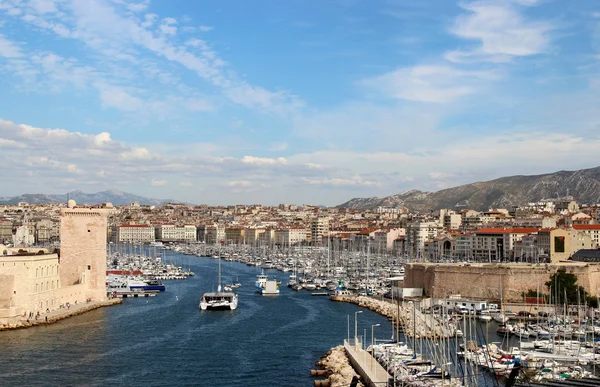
[338,166,600,212]
[0,190,175,206]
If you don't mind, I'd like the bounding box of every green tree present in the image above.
[545,269,588,305]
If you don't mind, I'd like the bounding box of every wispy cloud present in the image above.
[445,0,553,63]
[0,0,303,116]
[360,65,496,103]
[0,34,22,58]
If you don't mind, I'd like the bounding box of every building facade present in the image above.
[155,224,196,241]
[112,224,155,243]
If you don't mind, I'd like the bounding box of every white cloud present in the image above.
[0,138,27,148]
[159,17,177,36]
[241,156,287,165]
[28,0,58,14]
[303,176,380,188]
[360,65,495,103]
[120,147,152,161]
[179,181,193,187]
[446,0,552,63]
[95,83,144,111]
[226,180,251,187]
[151,179,167,186]
[198,25,213,32]
[0,34,22,58]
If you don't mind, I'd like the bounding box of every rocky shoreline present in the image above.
[0,298,122,331]
[315,345,364,387]
[330,295,454,339]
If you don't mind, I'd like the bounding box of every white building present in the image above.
[275,228,308,245]
[311,218,329,245]
[405,221,442,258]
[572,225,600,248]
[155,224,196,241]
[112,224,155,243]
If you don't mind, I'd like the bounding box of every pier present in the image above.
[331,295,456,339]
[0,298,122,331]
[344,339,389,387]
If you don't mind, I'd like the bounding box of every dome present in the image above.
[67,199,77,208]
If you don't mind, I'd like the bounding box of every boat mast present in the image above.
[218,247,222,293]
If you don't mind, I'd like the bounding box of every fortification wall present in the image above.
[404,263,600,302]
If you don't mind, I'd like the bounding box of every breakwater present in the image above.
[331,295,456,339]
[315,345,364,387]
[0,298,122,331]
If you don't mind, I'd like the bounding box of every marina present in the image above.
[0,252,389,386]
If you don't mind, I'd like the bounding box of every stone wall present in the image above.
[59,208,112,301]
[404,262,600,302]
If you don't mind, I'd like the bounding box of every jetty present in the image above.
[314,345,364,387]
[0,298,122,331]
[331,295,456,339]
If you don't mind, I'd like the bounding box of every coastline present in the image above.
[0,298,122,331]
[315,345,365,387]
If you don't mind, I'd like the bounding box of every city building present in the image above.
[112,224,155,243]
[155,224,196,242]
[311,218,329,245]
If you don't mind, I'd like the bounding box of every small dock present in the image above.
[112,290,159,298]
[311,292,330,296]
[344,339,389,387]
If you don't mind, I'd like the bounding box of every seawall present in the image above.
[0,298,122,331]
[403,262,600,302]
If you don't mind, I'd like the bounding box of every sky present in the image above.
[1,0,600,206]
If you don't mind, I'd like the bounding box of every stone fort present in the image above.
[0,202,113,325]
[403,262,600,303]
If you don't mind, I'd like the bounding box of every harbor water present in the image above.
[0,253,390,387]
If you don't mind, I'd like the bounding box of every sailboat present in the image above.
[199,255,238,310]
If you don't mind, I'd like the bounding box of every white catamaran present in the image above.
[199,256,238,310]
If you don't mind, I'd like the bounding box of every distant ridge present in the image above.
[337,166,600,212]
[0,190,177,206]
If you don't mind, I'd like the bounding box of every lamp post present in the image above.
[371,323,380,372]
[354,310,362,347]
[347,314,350,344]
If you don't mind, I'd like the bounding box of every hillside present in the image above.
[338,166,600,211]
[0,190,174,206]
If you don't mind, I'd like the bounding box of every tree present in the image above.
[545,269,588,305]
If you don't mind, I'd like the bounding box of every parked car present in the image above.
[518,311,533,317]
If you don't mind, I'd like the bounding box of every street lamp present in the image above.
[354,310,362,347]
[347,314,350,344]
[371,323,380,371]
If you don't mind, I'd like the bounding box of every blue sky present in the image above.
[1,0,600,205]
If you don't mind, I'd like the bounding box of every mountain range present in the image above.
[0,190,174,206]
[338,166,600,212]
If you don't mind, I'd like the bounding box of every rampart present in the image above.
[403,262,600,302]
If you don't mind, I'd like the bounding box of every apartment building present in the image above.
[112,224,155,243]
[225,227,245,244]
[155,224,196,241]
[405,221,443,257]
[311,217,329,245]
[274,227,308,245]
[472,227,538,261]
[244,228,266,244]
[571,224,600,248]
[205,224,226,244]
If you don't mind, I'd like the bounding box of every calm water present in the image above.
[0,254,391,387]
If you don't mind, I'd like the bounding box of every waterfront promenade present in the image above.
[344,339,389,387]
[0,298,122,331]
